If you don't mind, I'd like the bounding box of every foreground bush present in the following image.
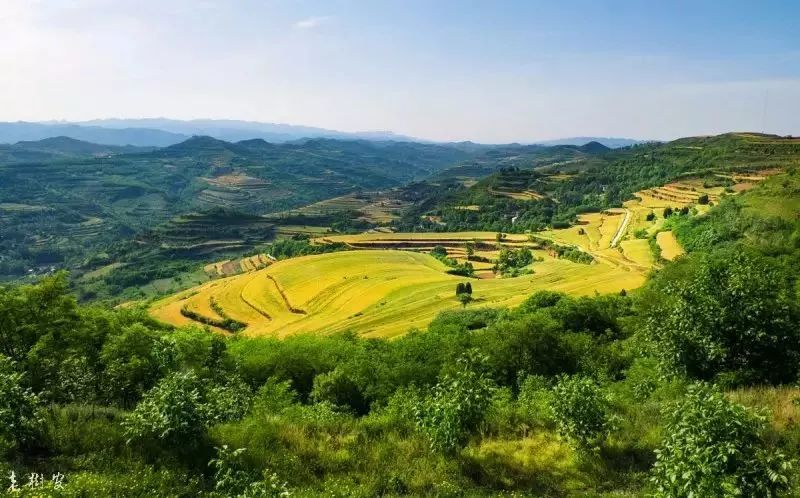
[414,351,495,453]
[0,355,42,456]
[550,374,612,452]
[651,383,793,497]
[639,249,800,385]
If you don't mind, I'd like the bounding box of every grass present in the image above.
[728,386,800,431]
[150,249,646,339]
[741,171,800,220]
[79,262,126,281]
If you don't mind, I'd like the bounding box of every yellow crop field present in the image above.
[538,209,625,253]
[657,231,684,260]
[317,231,530,243]
[150,249,646,339]
[618,239,653,268]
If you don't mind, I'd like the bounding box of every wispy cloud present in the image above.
[293,16,331,30]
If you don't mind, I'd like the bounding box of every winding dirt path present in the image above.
[610,208,632,248]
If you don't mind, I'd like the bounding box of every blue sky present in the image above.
[1,0,798,142]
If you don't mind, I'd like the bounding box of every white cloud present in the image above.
[293,16,330,30]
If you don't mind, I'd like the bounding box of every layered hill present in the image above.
[403,133,800,234]
[0,136,470,277]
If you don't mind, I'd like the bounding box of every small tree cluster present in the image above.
[640,250,800,384]
[430,246,449,259]
[455,282,473,296]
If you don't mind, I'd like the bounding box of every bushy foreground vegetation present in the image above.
[2,228,799,496]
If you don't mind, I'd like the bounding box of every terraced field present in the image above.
[268,191,410,224]
[150,248,645,338]
[150,172,783,339]
[203,253,274,277]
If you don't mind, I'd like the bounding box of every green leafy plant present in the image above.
[550,374,611,451]
[123,371,251,445]
[651,383,793,497]
[209,445,290,497]
[414,350,495,453]
[0,355,43,456]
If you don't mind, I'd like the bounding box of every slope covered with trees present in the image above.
[0,137,470,279]
[401,133,800,233]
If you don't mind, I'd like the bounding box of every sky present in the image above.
[1,0,798,143]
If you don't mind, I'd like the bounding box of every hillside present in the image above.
[150,241,645,338]
[403,133,800,233]
[0,137,470,279]
[0,136,148,163]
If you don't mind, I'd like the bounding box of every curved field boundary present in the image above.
[656,231,684,261]
[239,289,273,320]
[266,275,306,314]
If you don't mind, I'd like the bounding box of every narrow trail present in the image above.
[610,208,632,248]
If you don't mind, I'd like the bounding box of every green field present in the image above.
[150,249,645,338]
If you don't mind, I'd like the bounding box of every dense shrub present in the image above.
[123,371,251,447]
[414,351,495,452]
[651,383,793,497]
[550,374,612,451]
[0,356,43,456]
[639,249,800,384]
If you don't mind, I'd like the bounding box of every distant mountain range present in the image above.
[0,119,645,148]
[536,137,644,148]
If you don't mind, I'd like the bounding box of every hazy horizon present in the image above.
[2,0,798,143]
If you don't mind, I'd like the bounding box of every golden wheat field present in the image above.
[150,248,646,339]
[656,231,684,260]
[151,172,781,338]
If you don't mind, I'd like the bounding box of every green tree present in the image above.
[651,383,793,497]
[458,293,473,307]
[455,282,466,296]
[430,245,448,259]
[698,193,710,205]
[550,374,611,451]
[0,272,78,362]
[124,371,251,446]
[101,324,174,406]
[639,250,800,384]
[0,355,43,456]
[414,350,495,453]
[310,368,369,415]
